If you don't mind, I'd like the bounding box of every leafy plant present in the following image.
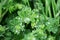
[0,0,59,40]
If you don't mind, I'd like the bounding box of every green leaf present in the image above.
[17,7,31,24]
[0,25,6,34]
[7,16,24,35]
[22,33,36,40]
[46,18,59,33]
[47,35,55,40]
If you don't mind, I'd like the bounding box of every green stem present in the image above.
[55,11,60,18]
[48,6,52,18]
[0,3,2,23]
[45,0,52,17]
[52,0,57,18]
[0,9,8,23]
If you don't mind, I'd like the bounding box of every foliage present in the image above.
[0,0,60,40]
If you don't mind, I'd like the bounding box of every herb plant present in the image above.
[0,0,60,40]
